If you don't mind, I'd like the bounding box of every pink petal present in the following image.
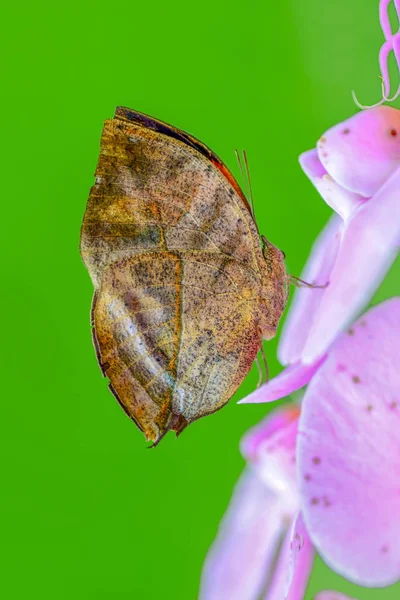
[238,360,325,405]
[278,214,342,366]
[299,148,327,179]
[317,106,400,198]
[302,166,400,364]
[241,405,300,462]
[241,409,300,513]
[201,405,303,599]
[313,176,365,222]
[285,514,315,600]
[266,512,315,600]
[299,149,365,220]
[298,299,400,587]
[314,593,358,600]
[200,470,286,600]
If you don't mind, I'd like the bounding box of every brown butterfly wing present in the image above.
[81,108,262,285]
[81,108,285,442]
[92,250,263,441]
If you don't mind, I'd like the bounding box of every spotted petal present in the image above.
[317,106,400,198]
[298,298,400,587]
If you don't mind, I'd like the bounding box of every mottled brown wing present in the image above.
[81,107,285,443]
[92,251,261,442]
[80,108,264,287]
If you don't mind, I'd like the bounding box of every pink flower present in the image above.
[203,3,400,597]
[298,298,400,588]
[241,106,400,406]
[202,299,400,596]
[200,404,314,600]
[283,105,400,366]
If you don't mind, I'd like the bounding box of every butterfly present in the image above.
[80,107,287,444]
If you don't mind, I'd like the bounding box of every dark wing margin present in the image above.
[114,106,252,215]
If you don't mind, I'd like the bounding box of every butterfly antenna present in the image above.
[243,149,256,220]
[235,148,246,187]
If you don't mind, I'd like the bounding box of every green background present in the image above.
[2,0,399,597]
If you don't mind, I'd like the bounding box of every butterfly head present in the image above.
[258,236,288,340]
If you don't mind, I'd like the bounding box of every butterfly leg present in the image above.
[255,332,269,388]
[289,274,329,289]
[255,355,263,388]
[260,340,269,384]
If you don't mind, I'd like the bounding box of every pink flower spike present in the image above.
[298,299,400,587]
[238,359,325,405]
[278,214,342,366]
[266,512,315,600]
[314,593,358,600]
[302,167,400,364]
